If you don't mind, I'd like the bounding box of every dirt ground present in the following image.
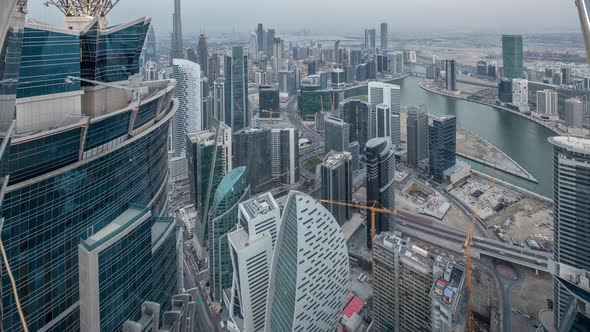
[510,267,552,331]
[484,197,553,245]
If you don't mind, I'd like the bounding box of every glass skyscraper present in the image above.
[365,137,396,248]
[224,46,249,132]
[548,137,590,331]
[0,5,180,331]
[429,116,457,183]
[502,34,524,80]
[208,166,250,302]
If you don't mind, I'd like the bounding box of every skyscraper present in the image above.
[0,4,180,330]
[321,151,353,225]
[228,193,281,332]
[548,137,590,331]
[172,59,202,158]
[271,127,299,185]
[380,22,388,50]
[266,28,275,56]
[387,51,404,75]
[208,166,250,302]
[376,104,392,139]
[256,23,264,54]
[197,33,208,76]
[511,78,529,112]
[445,59,457,91]
[259,85,280,117]
[407,106,429,167]
[186,121,233,259]
[564,98,584,128]
[365,137,396,248]
[536,89,559,115]
[324,116,351,154]
[502,34,524,79]
[208,53,221,83]
[340,100,370,151]
[233,129,273,192]
[429,116,457,183]
[373,232,467,332]
[368,82,401,115]
[248,32,259,61]
[265,191,349,332]
[225,46,249,131]
[213,78,225,122]
[365,28,376,49]
[145,25,157,62]
[171,0,184,62]
[391,113,401,146]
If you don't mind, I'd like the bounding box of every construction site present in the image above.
[449,176,523,220]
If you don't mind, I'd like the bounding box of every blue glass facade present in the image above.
[85,111,132,151]
[79,207,177,332]
[81,20,149,85]
[8,127,82,184]
[0,98,177,331]
[17,27,81,98]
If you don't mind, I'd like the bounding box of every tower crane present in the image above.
[260,109,281,125]
[316,200,397,242]
[464,169,496,332]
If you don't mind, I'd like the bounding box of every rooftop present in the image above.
[82,205,149,251]
[240,192,279,221]
[431,263,465,310]
[549,136,590,154]
[187,130,216,146]
[323,150,352,168]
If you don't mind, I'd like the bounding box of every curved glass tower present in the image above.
[208,166,250,302]
[548,137,590,331]
[0,5,180,331]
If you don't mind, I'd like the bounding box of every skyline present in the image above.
[28,0,580,37]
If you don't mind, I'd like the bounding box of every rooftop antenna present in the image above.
[45,0,120,17]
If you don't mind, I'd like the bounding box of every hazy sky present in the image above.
[28,0,580,37]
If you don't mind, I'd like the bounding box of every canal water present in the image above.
[391,76,555,198]
[293,33,556,196]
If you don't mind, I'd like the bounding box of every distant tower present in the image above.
[257,23,264,54]
[145,25,157,62]
[380,22,388,50]
[208,53,221,83]
[171,0,184,63]
[502,34,523,79]
[365,137,396,248]
[445,59,457,91]
[536,89,558,115]
[407,106,429,167]
[172,59,202,157]
[265,191,349,332]
[224,46,249,132]
[249,32,259,61]
[365,28,376,49]
[197,33,208,76]
[548,137,590,331]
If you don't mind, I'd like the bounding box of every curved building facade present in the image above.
[548,137,590,331]
[265,191,349,332]
[365,137,396,248]
[208,166,250,302]
[0,7,180,332]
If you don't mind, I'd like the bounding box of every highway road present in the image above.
[394,211,550,271]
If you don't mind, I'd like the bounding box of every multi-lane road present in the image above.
[395,211,551,271]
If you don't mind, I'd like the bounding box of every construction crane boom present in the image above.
[317,199,396,241]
